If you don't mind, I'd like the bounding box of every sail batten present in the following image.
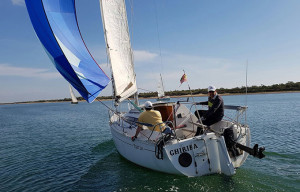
[25,0,110,103]
[100,0,137,103]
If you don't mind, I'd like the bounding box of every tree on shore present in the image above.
[7,81,300,104]
[138,81,300,98]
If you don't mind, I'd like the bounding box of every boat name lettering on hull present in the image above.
[170,144,198,156]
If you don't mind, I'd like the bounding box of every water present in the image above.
[0,93,299,192]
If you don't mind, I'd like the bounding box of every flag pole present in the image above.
[181,70,203,125]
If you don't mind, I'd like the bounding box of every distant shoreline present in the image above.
[164,90,300,99]
[1,91,299,105]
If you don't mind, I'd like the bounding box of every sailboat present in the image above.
[25,0,265,177]
[69,84,78,104]
[157,74,170,101]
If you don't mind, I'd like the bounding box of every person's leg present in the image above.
[205,116,223,126]
[194,110,206,119]
[194,110,207,136]
[195,117,223,136]
[195,127,203,136]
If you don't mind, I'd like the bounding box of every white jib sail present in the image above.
[69,84,78,103]
[100,0,137,103]
[157,74,165,98]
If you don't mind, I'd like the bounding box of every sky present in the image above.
[1,0,300,103]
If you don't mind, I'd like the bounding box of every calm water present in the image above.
[0,93,299,192]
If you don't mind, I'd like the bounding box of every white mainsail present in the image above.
[69,84,78,104]
[100,0,137,103]
[157,74,165,98]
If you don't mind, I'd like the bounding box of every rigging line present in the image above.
[95,97,116,113]
[95,96,159,141]
[131,0,134,37]
[245,59,248,124]
[128,0,139,105]
[95,96,138,129]
[129,0,134,54]
[153,0,164,73]
[183,70,204,126]
[245,59,248,106]
[77,85,119,117]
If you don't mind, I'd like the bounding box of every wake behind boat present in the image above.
[25,0,265,177]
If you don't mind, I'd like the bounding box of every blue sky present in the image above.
[1,0,300,103]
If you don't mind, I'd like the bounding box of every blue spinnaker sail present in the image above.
[25,0,110,103]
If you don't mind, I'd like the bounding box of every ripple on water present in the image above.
[0,94,300,191]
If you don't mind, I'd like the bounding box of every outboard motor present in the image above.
[224,127,265,159]
[224,128,241,157]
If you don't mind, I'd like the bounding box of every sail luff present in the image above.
[99,1,117,101]
[99,0,137,103]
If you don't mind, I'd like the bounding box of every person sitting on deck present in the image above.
[194,85,224,136]
[131,101,172,141]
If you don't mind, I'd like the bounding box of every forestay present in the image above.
[25,0,110,103]
[100,0,137,103]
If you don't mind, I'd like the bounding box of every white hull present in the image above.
[109,102,250,176]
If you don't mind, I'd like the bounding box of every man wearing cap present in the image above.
[194,85,224,136]
[132,101,172,141]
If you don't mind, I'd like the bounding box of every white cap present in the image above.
[144,101,153,109]
[208,85,216,92]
